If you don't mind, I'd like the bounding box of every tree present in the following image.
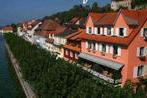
[11,23,17,33]
[91,2,99,12]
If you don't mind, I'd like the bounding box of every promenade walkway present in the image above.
[5,43,36,98]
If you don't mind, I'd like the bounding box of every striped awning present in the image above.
[78,53,124,70]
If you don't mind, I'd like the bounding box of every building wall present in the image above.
[127,21,147,82]
[64,49,79,61]
[81,13,141,85]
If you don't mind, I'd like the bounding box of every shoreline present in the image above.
[5,42,36,98]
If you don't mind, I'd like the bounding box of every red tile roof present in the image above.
[65,29,83,41]
[3,26,13,31]
[77,9,147,46]
[64,44,81,52]
[95,13,118,26]
[36,19,65,37]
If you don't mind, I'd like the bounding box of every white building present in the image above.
[111,0,132,11]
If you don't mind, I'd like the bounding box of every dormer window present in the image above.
[88,27,92,34]
[107,27,111,35]
[97,27,100,34]
[119,28,124,36]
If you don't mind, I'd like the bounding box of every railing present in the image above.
[77,64,121,84]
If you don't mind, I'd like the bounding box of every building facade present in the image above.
[63,30,82,62]
[68,9,147,85]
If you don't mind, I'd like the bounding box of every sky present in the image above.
[0,0,111,26]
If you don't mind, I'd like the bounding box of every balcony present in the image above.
[77,64,121,84]
[64,44,81,52]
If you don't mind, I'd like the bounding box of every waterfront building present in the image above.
[63,29,83,62]
[0,26,13,33]
[64,9,147,86]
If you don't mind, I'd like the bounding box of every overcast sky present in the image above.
[0,0,111,26]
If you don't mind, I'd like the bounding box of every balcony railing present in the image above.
[77,64,121,84]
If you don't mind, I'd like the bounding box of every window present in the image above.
[88,42,96,51]
[102,44,106,52]
[143,28,147,39]
[119,28,124,36]
[113,45,118,55]
[97,27,100,34]
[88,27,92,34]
[140,47,145,57]
[88,42,92,49]
[137,65,144,76]
[107,27,111,35]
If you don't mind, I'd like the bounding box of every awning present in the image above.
[78,53,124,70]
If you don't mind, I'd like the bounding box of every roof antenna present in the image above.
[83,0,88,4]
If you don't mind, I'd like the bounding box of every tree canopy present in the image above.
[4,33,147,98]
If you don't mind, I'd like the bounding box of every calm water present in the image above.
[0,33,25,98]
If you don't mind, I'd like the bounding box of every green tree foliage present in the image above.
[132,0,147,8]
[11,23,17,33]
[48,3,113,24]
[91,2,99,12]
[4,33,147,98]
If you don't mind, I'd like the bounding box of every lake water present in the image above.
[0,33,25,98]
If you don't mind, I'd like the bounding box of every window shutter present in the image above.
[136,47,140,57]
[115,28,119,36]
[92,27,94,34]
[106,45,109,53]
[124,28,127,36]
[86,41,88,48]
[110,46,113,54]
[96,43,98,51]
[100,27,103,35]
[133,66,138,78]
[86,27,89,34]
[144,47,147,56]
[118,47,121,56]
[143,65,147,76]
[104,28,107,35]
[111,28,114,36]
[140,28,144,37]
[70,51,73,57]
[94,27,97,34]
[99,44,102,52]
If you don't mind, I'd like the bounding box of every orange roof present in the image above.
[77,9,147,46]
[36,19,65,37]
[96,13,118,26]
[64,44,81,52]
[89,13,104,23]
[66,29,83,41]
